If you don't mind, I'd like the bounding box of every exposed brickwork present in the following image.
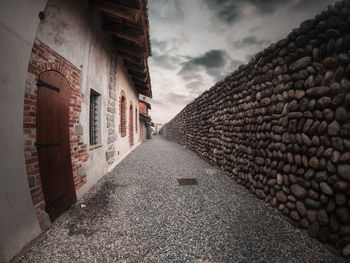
[106,53,118,165]
[139,101,148,116]
[23,39,88,221]
[119,91,127,137]
[163,2,350,258]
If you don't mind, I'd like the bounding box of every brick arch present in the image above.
[119,91,127,137]
[23,39,88,224]
[129,101,134,146]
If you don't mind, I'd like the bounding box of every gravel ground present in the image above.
[15,137,342,263]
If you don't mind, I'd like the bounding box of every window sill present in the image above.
[89,144,103,150]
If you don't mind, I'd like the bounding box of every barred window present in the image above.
[89,89,101,146]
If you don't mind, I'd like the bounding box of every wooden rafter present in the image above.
[134,81,150,89]
[104,25,145,44]
[116,43,147,58]
[124,61,146,73]
[129,69,147,79]
[132,75,148,83]
[93,1,141,23]
[122,53,145,66]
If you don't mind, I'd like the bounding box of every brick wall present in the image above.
[24,39,88,221]
[139,101,148,116]
[163,1,350,257]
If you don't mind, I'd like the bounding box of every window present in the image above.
[119,91,127,137]
[89,89,101,146]
[135,108,138,133]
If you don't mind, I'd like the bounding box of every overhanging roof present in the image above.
[92,0,152,98]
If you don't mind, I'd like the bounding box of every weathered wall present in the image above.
[0,0,48,262]
[31,0,141,197]
[0,0,143,261]
[163,1,350,257]
[107,57,141,172]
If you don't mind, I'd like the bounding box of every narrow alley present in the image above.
[15,137,340,263]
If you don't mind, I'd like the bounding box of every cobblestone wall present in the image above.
[163,1,350,257]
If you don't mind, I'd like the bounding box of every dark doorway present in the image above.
[36,70,77,221]
[129,103,134,146]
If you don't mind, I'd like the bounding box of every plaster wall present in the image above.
[0,1,48,262]
[108,57,141,172]
[34,0,142,196]
[34,0,112,198]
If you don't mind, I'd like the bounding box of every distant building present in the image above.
[139,99,152,141]
[0,0,152,261]
[154,123,164,134]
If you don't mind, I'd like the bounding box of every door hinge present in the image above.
[37,79,60,92]
[45,194,65,212]
[35,142,60,149]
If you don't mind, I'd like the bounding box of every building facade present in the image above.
[0,0,152,262]
[139,99,152,142]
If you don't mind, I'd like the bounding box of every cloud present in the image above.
[152,37,188,54]
[165,92,194,105]
[186,80,205,92]
[202,0,241,24]
[150,51,182,70]
[232,36,270,49]
[229,58,244,70]
[149,0,184,23]
[202,0,325,25]
[177,49,228,80]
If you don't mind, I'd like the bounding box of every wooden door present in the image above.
[129,104,134,146]
[36,70,76,221]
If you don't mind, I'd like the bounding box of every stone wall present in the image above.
[163,1,350,257]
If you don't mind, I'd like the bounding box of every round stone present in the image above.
[291,210,301,221]
[342,243,350,257]
[336,207,350,224]
[276,191,287,203]
[290,184,307,199]
[307,222,319,237]
[317,209,329,225]
[328,121,340,136]
[296,201,307,217]
[319,182,333,195]
[335,107,347,123]
[337,165,350,181]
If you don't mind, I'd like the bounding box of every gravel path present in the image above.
[16,137,342,263]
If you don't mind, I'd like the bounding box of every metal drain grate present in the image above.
[177,178,198,186]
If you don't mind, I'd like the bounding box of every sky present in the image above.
[147,0,336,124]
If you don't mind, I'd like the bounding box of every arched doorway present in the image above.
[129,102,134,146]
[36,70,76,221]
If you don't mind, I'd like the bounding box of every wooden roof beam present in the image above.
[134,79,149,87]
[129,70,147,79]
[124,61,146,73]
[132,75,148,83]
[121,53,145,66]
[105,25,145,45]
[93,1,141,23]
[116,43,147,58]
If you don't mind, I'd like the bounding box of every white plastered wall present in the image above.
[0,0,48,262]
